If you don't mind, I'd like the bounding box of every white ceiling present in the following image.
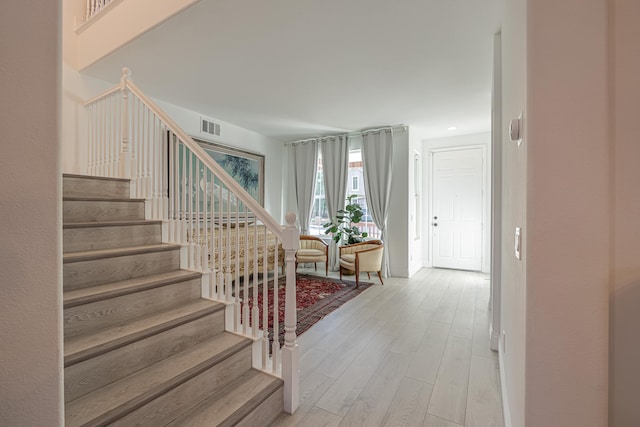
[84,0,501,142]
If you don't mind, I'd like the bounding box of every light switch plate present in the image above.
[515,227,522,260]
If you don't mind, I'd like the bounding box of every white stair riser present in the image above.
[64,249,180,291]
[64,278,202,339]
[64,176,130,199]
[64,200,145,223]
[65,310,225,403]
[64,223,162,253]
[108,348,253,427]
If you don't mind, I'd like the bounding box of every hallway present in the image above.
[273,268,504,426]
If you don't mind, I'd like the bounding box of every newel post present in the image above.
[119,68,132,179]
[281,212,299,414]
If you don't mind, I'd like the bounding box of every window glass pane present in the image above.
[347,148,381,240]
[309,155,329,236]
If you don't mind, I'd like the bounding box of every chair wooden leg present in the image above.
[339,266,343,281]
[355,271,359,288]
[314,263,317,271]
[367,272,371,279]
[325,261,328,276]
[377,271,384,285]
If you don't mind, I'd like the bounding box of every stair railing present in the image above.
[85,0,114,21]
[83,68,299,413]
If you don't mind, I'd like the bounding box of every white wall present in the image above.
[500,0,528,423]
[610,0,640,425]
[0,0,63,425]
[422,132,492,273]
[501,0,610,426]
[408,128,424,277]
[525,1,609,425]
[490,31,503,352]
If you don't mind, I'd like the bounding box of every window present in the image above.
[307,147,381,240]
[351,175,359,191]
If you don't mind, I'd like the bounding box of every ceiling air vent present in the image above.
[201,118,221,137]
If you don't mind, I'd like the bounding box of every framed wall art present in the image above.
[192,138,265,206]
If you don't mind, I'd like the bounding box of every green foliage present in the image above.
[323,194,369,245]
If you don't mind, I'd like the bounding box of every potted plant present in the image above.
[323,194,369,245]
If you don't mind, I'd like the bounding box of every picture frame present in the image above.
[192,138,265,206]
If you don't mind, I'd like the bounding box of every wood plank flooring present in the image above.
[273,268,504,427]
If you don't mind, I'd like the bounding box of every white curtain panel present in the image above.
[292,140,319,234]
[321,135,349,270]
[362,129,393,277]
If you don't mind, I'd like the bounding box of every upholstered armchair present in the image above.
[339,239,384,288]
[296,235,329,276]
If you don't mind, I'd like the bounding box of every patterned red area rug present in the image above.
[243,274,373,345]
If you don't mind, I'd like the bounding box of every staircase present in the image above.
[63,174,283,426]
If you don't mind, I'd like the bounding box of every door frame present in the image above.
[426,143,490,272]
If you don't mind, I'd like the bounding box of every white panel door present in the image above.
[431,148,483,271]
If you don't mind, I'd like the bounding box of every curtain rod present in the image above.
[288,124,406,145]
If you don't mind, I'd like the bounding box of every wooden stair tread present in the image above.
[64,299,224,366]
[64,270,201,308]
[64,220,162,229]
[167,369,284,427]
[63,173,129,182]
[64,243,180,263]
[65,332,251,427]
[63,196,145,202]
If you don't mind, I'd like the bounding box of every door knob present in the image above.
[433,216,438,220]
[432,223,438,227]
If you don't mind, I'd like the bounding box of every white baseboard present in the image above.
[498,345,513,427]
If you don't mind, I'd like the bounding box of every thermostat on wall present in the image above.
[509,112,523,146]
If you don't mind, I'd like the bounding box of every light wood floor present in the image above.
[272,267,504,427]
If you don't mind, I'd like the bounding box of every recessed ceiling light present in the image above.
[447,126,457,131]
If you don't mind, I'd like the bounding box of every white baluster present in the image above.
[251,223,259,339]
[242,207,250,335]
[233,209,241,332]
[208,172,216,281]
[119,68,131,179]
[100,98,106,176]
[188,151,196,269]
[194,162,202,271]
[201,167,209,270]
[271,236,281,374]
[217,271,225,301]
[161,127,169,221]
[87,104,93,174]
[282,212,299,414]
[138,103,144,197]
[225,188,232,302]
[153,116,162,219]
[111,93,117,177]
